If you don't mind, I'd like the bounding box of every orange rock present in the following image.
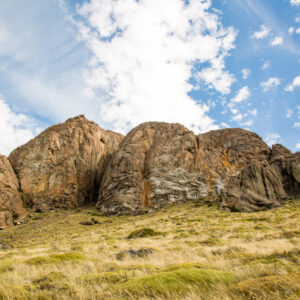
[9,115,123,211]
[0,155,27,227]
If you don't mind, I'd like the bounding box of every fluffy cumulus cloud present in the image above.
[0,96,36,155]
[262,61,270,70]
[251,25,271,39]
[231,86,251,103]
[296,143,300,150]
[286,109,293,118]
[75,0,237,134]
[290,0,300,7]
[260,77,281,91]
[288,27,295,35]
[241,68,251,79]
[285,76,300,91]
[270,36,283,46]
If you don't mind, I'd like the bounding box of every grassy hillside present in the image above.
[0,199,299,299]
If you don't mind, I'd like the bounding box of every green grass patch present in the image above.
[127,228,162,239]
[114,265,236,298]
[26,252,86,265]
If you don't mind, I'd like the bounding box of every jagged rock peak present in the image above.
[9,115,123,211]
[0,155,27,227]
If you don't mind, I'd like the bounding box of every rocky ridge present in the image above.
[0,116,299,227]
[97,123,273,214]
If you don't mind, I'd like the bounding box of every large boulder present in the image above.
[0,155,27,227]
[9,115,123,211]
[97,123,271,214]
[220,160,286,212]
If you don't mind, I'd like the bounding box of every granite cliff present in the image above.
[9,115,123,211]
[0,116,299,227]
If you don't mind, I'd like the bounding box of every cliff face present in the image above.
[9,115,123,211]
[97,123,273,214]
[2,117,299,222]
[0,155,27,227]
[220,145,300,212]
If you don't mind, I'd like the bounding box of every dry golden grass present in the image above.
[0,199,299,299]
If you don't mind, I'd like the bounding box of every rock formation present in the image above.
[1,116,298,218]
[97,123,272,214]
[220,160,286,212]
[0,155,27,227]
[9,115,123,211]
[270,150,300,198]
[220,144,300,212]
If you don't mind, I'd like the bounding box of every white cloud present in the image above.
[232,113,246,121]
[286,109,293,118]
[294,122,300,128]
[296,17,300,23]
[290,0,300,7]
[270,36,283,46]
[249,109,257,116]
[265,133,280,146]
[288,27,295,35]
[220,122,229,128]
[260,77,281,92]
[251,25,271,39]
[296,28,300,34]
[285,76,300,92]
[262,61,270,70]
[296,143,300,150]
[240,119,253,127]
[76,0,237,134]
[0,96,36,155]
[231,86,251,103]
[241,68,251,79]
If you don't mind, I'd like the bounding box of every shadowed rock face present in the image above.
[271,152,300,198]
[220,144,300,212]
[220,161,285,212]
[0,155,27,227]
[97,123,271,214]
[9,115,123,211]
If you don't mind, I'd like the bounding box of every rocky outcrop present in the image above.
[97,123,271,214]
[196,128,270,185]
[0,155,27,227]
[220,143,300,212]
[9,115,123,211]
[220,161,286,212]
[271,151,300,198]
[4,116,298,216]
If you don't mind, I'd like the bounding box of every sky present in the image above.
[0,0,299,155]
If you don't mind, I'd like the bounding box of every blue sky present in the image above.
[0,0,299,155]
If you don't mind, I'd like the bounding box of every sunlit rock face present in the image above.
[97,123,271,214]
[0,155,27,227]
[9,115,123,211]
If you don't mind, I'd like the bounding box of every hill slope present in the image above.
[0,200,299,299]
